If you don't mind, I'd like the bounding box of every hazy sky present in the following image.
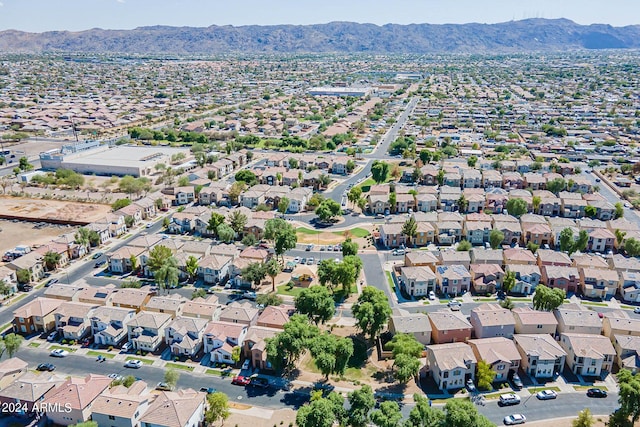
[0,0,638,32]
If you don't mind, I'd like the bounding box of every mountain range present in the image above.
[1,18,639,54]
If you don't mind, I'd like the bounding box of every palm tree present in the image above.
[74,227,91,254]
[532,196,541,214]
[43,251,61,271]
[185,255,199,283]
[265,258,282,292]
[318,174,331,190]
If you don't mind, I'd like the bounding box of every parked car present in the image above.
[45,278,59,287]
[586,388,607,398]
[94,260,106,268]
[307,257,314,265]
[536,390,557,400]
[19,284,33,292]
[447,300,462,311]
[121,342,133,352]
[231,375,251,386]
[124,359,142,369]
[293,257,300,263]
[301,258,307,265]
[306,244,314,251]
[428,291,436,301]
[466,378,476,393]
[50,349,69,358]
[249,376,269,388]
[156,382,173,391]
[503,414,526,425]
[36,363,56,371]
[498,393,521,406]
[46,331,59,342]
[392,249,405,256]
[510,372,523,390]
[199,387,217,394]
[243,291,257,300]
[634,307,640,314]
[108,373,123,381]
[241,359,251,370]
[92,252,104,260]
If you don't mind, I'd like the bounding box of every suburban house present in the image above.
[470,248,503,265]
[505,264,541,294]
[388,309,432,345]
[77,284,118,306]
[54,302,99,341]
[7,251,46,283]
[256,305,294,329]
[127,311,172,353]
[144,294,187,319]
[469,303,515,339]
[110,287,153,312]
[219,302,259,326]
[91,381,152,427]
[468,337,521,382]
[138,389,206,427]
[106,246,146,274]
[542,266,580,293]
[165,317,208,358]
[470,263,505,294]
[436,265,471,296]
[203,321,248,365]
[404,251,439,269]
[13,297,63,334]
[512,306,558,335]
[0,357,28,390]
[198,254,233,285]
[588,228,615,253]
[620,271,640,303]
[537,249,572,267]
[579,267,619,299]
[439,250,471,269]
[513,334,567,379]
[428,310,473,344]
[602,311,640,341]
[243,325,281,370]
[43,374,112,426]
[612,335,640,373]
[0,370,65,416]
[181,296,221,321]
[44,283,84,302]
[90,306,136,347]
[399,266,437,297]
[559,333,616,377]
[426,342,477,390]
[378,223,405,248]
[555,305,602,335]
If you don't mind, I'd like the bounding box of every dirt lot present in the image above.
[0,219,77,255]
[0,197,111,223]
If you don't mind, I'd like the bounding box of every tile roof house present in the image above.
[0,370,65,415]
[512,306,558,335]
[91,380,152,427]
[588,228,615,253]
[76,284,118,306]
[468,337,521,382]
[144,294,187,319]
[620,271,640,303]
[439,250,471,269]
[0,357,28,390]
[139,389,206,427]
[612,335,640,373]
[505,264,541,295]
[399,266,437,298]
[579,267,619,299]
[388,309,432,345]
[503,248,537,265]
[219,301,260,326]
[559,333,615,377]
[44,283,85,301]
[470,263,505,294]
[554,306,602,335]
[197,254,233,285]
[127,311,173,353]
[13,297,64,335]
[166,316,209,357]
[90,306,136,347]
[43,374,112,426]
[428,310,473,344]
[514,334,567,378]
[470,248,503,265]
[204,320,248,365]
[537,249,572,267]
[435,264,471,296]
[243,325,281,370]
[404,251,439,269]
[602,310,640,341]
[110,286,154,312]
[181,295,221,320]
[426,342,476,390]
[54,301,99,341]
[469,303,515,339]
[542,265,580,293]
[256,305,294,329]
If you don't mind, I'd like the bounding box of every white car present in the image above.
[447,300,462,311]
[293,257,300,263]
[428,291,436,301]
[536,390,557,400]
[503,414,526,425]
[108,373,123,381]
[633,306,640,314]
[499,393,521,406]
[124,359,142,369]
[46,331,58,342]
[49,349,69,358]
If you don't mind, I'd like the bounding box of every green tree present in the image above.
[241,234,258,246]
[295,286,336,325]
[388,333,422,358]
[527,241,539,253]
[371,400,402,427]
[574,229,589,253]
[277,197,290,214]
[163,369,180,389]
[506,198,527,217]
[227,210,248,234]
[129,254,139,273]
[207,212,225,237]
[443,398,494,427]
[296,395,339,427]
[615,229,627,246]
[111,198,132,210]
[393,353,421,383]
[533,284,566,311]
[405,394,444,427]
[371,160,390,184]
[309,333,354,379]
[348,186,363,208]
[476,360,496,390]
[191,288,207,300]
[18,156,33,171]
[436,169,445,186]
[402,216,418,247]
[616,369,640,426]
[467,156,477,167]
[121,278,142,288]
[388,192,397,213]
[419,149,432,165]
[457,240,472,251]
[234,170,258,186]
[43,250,62,271]
[147,245,179,293]
[489,229,504,249]
[457,194,468,213]
[266,314,319,372]
[348,385,375,427]
[231,346,241,364]
[352,287,392,342]
[502,271,516,294]
[615,202,625,219]
[265,257,282,292]
[342,237,359,257]
[3,333,23,358]
[500,297,515,310]
[255,293,282,307]
[204,392,230,426]
[559,227,575,253]
[572,408,594,427]
[532,195,542,213]
[74,227,91,252]
[16,269,31,284]
[625,238,640,257]
[242,262,266,290]
[185,255,199,282]
[264,218,297,262]
[585,205,597,218]
[547,178,567,194]
[315,199,342,223]
[216,223,235,243]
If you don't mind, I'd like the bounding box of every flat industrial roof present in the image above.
[62,145,190,168]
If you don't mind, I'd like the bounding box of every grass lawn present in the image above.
[357,178,375,193]
[296,227,321,235]
[206,369,228,376]
[574,385,608,391]
[277,283,306,297]
[476,297,497,302]
[386,271,395,292]
[0,322,12,333]
[87,350,115,359]
[10,294,28,305]
[345,228,370,238]
[482,392,506,399]
[28,342,41,348]
[528,386,561,393]
[582,301,608,307]
[49,345,76,353]
[621,305,634,310]
[165,362,195,371]
[125,356,153,365]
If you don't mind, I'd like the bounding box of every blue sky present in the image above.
[0,0,638,32]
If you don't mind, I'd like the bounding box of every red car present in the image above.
[231,375,250,386]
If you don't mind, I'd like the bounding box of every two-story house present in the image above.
[512,306,558,335]
[469,303,515,339]
[554,305,602,335]
[127,311,172,353]
[560,333,616,377]
[203,320,248,364]
[428,310,473,344]
[139,390,206,427]
[426,342,477,390]
[542,265,580,293]
[436,264,471,295]
[13,297,63,335]
[468,337,521,382]
[198,254,233,285]
[166,317,208,358]
[43,374,112,426]
[513,334,567,379]
[579,267,619,299]
[388,309,432,345]
[54,302,99,341]
[91,381,152,427]
[91,306,136,347]
[399,266,437,298]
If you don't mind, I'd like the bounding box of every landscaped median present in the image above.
[49,345,77,353]
[165,362,194,371]
[87,350,115,359]
[125,356,153,365]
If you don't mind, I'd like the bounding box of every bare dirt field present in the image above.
[0,219,76,255]
[0,197,111,223]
